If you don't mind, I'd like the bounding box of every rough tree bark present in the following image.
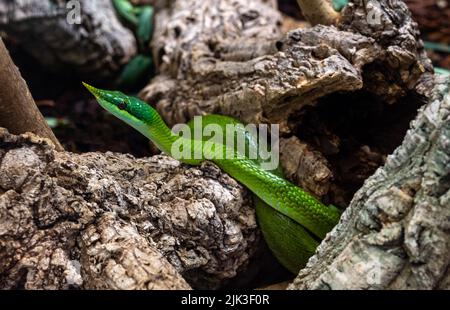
[289,76,450,290]
[141,0,431,127]
[0,129,257,289]
[0,0,136,80]
[0,38,63,151]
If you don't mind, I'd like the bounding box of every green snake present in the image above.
[83,82,341,273]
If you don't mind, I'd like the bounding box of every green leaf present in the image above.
[137,6,154,48]
[112,0,138,25]
[332,0,348,12]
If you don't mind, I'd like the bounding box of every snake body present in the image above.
[83,83,341,273]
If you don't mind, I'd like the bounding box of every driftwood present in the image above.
[0,0,136,80]
[0,129,257,289]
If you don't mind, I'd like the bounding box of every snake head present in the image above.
[82,82,157,125]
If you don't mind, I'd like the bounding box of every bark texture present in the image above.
[339,0,434,100]
[0,0,136,80]
[0,0,447,290]
[0,38,63,151]
[141,0,432,127]
[0,129,257,289]
[289,76,450,290]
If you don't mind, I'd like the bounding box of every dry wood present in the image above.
[0,0,447,290]
[0,39,63,151]
[0,128,257,289]
[140,0,449,290]
[289,76,450,290]
[141,0,431,127]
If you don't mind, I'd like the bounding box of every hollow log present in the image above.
[141,0,432,127]
[289,76,450,290]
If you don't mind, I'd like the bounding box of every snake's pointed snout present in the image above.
[82,82,102,98]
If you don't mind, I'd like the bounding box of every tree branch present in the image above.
[0,38,63,151]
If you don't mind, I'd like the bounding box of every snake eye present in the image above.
[117,101,127,110]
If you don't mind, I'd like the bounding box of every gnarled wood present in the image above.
[0,128,257,289]
[289,76,450,290]
[141,0,431,128]
[139,0,448,290]
[0,0,446,290]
